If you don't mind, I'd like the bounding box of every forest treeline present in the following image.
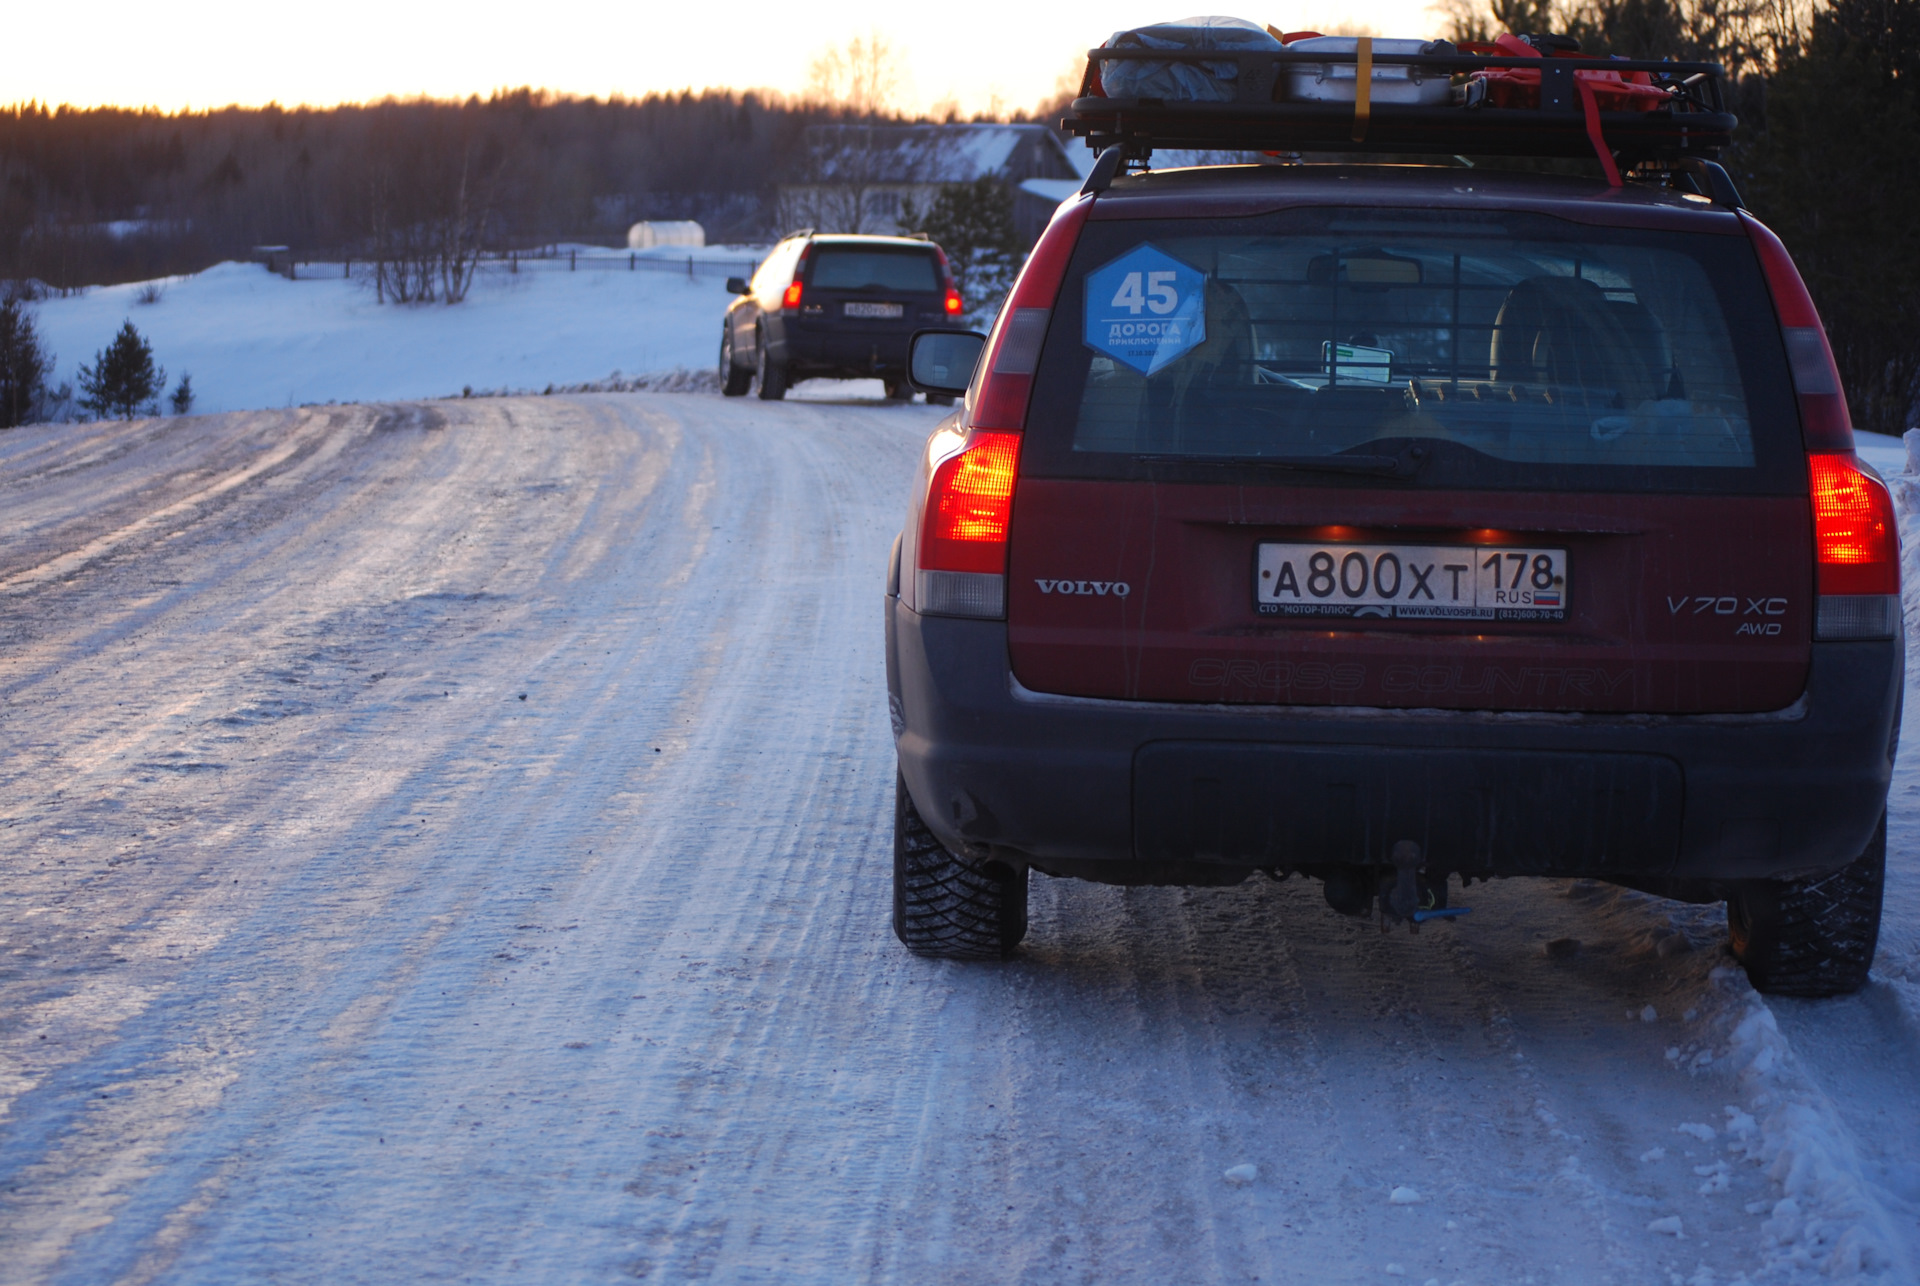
[1446,0,1920,430]
[0,90,838,289]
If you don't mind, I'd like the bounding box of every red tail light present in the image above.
[909,196,1089,617]
[782,246,810,310]
[934,247,963,314]
[912,429,1022,618]
[966,195,1094,431]
[1741,213,1852,451]
[922,431,1021,574]
[1809,453,1898,595]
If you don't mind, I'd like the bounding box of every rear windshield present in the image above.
[808,246,940,293]
[1022,208,1802,493]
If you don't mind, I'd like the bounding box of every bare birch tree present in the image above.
[366,108,506,305]
[805,30,904,119]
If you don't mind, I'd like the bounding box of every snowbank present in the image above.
[25,252,766,416]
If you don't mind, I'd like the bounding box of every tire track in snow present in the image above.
[0,393,1915,1286]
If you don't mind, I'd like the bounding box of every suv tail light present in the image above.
[911,195,1091,617]
[966,196,1093,431]
[1809,452,1900,639]
[1741,213,1852,451]
[934,247,964,314]
[783,246,810,310]
[1744,215,1898,638]
[915,430,1022,617]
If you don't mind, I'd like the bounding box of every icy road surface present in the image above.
[2,395,1917,1286]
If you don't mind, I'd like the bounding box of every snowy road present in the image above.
[2,394,1917,1285]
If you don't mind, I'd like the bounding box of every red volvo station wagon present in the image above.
[885,43,1900,996]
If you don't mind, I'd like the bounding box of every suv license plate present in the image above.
[1256,542,1567,620]
[843,301,903,318]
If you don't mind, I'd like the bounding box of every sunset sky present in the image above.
[13,0,1452,116]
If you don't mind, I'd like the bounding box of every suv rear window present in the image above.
[808,246,940,293]
[1023,208,1803,493]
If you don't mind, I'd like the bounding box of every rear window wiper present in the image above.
[1135,443,1429,479]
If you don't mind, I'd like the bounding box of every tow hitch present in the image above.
[1381,841,1471,934]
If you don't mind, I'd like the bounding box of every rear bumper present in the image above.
[886,594,1901,883]
[777,324,913,377]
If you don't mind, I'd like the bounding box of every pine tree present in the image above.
[0,293,53,428]
[1743,0,1920,431]
[902,177,1023,322]
[77,321,165,420]
[169,373,195,415]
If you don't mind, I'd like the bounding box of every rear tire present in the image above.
[1727,812,1885,997]
[893,773,1027,959]
[719,329,751,397]
[755,336,787,401]
[883,379,913,402]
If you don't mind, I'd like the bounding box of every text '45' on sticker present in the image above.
[1084,244,1207,376]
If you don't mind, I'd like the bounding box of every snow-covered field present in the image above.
[26,248,766,414]
[1,393,1917,1285]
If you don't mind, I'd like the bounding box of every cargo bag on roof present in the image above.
[1098,16,1280,103]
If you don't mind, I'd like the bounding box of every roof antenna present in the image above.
[1080,145,1126,195]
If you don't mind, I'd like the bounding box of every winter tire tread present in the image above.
[1728,812,1884,998]
[719,330,752,397]
[893,772,1026,959]
[755,335,788,401]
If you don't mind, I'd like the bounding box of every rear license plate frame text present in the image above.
[1254,541,1568,621]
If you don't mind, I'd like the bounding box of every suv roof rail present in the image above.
[1680,157,1745,209]
[1065,41,1735,178]
[781,227,816,241]
[1080,144,1127,195]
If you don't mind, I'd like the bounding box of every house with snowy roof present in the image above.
[775,123,1086,246]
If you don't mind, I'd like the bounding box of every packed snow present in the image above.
[1,377,1918,1279]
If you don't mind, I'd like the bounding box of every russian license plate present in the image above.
[843,301,903,318]
[1255,542,1568,620]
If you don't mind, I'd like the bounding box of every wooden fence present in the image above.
[263,247,762,283]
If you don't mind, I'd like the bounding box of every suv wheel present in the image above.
[893,772,1027,958]
[883,379,913,402]
[1727,812,1885,997]
[755,335,788,401]
[719,329,751,397]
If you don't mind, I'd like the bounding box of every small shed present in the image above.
[627,221,705,250]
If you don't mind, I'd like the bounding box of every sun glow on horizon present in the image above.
[12,0,1451,117]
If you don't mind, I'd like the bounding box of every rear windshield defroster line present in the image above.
[1020,208,1804,495]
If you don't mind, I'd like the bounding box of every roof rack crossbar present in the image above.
[1084,46,1726,77]
[1068,40,1736,177]
[1078,48,1728,114]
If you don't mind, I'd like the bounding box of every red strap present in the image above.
[1577,76,1622,186]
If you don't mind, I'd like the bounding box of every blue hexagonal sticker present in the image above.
[1084,244,1208,375]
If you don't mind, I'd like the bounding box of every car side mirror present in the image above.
[908,329,987,398]
[726,277,749,295]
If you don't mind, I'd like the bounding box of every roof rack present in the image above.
[1064,42,1736,177]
